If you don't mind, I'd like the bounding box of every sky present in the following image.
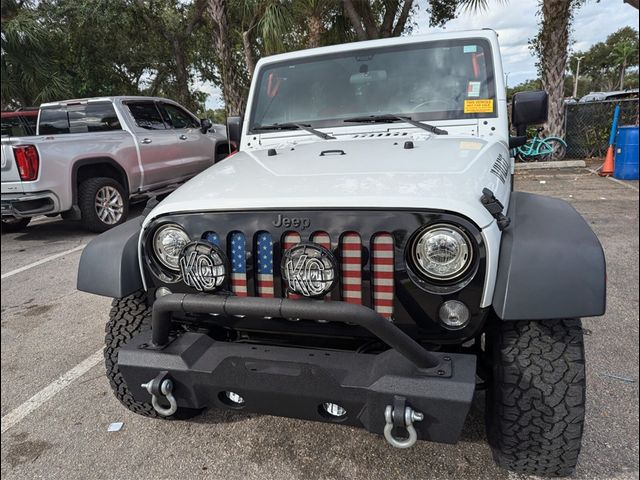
[201,0,639,109]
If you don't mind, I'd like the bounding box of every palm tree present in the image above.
[1,0,70,108]
[611,41,636,90]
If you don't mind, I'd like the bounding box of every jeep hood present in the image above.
[146,136,509,229]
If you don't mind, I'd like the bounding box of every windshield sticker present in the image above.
[467,81,481,97]
[463,45,477,53]
[464,99,494,114]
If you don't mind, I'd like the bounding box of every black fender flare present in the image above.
[492,192,606,320]
[77,218,143,298]
[71,157,130,206]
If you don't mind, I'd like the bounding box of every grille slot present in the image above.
[341,232,363,305]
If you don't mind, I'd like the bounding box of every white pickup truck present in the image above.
[1,96,229,232]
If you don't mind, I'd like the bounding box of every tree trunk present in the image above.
[342,0,367,40]
[619,59,626,90]
[242,31,256,77]
[173,39,193,110]
[538,0,573,138]
[208,0,245,114]
[306,14,323,48]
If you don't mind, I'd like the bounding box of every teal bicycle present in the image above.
[516,127,567,161]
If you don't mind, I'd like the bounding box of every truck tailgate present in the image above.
[1,140,24,193]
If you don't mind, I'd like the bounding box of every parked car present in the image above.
[1,108,39,137]
[579,88,639,102]
[78,30,606,477]
[1,96,229,232]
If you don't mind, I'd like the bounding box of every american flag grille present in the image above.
[203,230,395,319]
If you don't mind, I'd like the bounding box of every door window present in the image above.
[158,103,200,129]
[39,103,121,134]
[126,102,167,130]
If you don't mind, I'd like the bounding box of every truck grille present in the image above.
[203,230,395,319]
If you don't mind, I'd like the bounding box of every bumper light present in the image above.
[322,402,347,418]
[225,391,245,405]
[438,300,470,330]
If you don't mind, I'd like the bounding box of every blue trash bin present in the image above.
[614,126,639,180]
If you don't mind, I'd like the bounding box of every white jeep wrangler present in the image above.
[78,30,606,477]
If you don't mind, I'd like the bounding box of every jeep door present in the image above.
[123,100,191,190]
[156,101,215,176]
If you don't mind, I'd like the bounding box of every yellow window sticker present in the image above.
[464,99,494,114]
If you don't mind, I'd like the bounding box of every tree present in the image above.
[134,0,209,111]
[611,41,636,90]
[1,0,71,108]
[531,0,585,137]
[568,27,639,96]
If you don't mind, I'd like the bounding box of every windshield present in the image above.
[249,38,496,132]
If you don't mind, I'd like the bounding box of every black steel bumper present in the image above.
[118,294,477,444]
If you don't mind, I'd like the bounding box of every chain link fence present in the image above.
[565,98,639,159]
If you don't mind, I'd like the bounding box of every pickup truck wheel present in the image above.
[105,290,202,420]
[79,177,128,232]
[1,216,31,233]
[486,319,586,477]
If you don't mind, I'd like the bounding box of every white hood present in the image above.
[145,135,510,229]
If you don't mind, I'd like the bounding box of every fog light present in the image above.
[439,300,470,330]
[225,391,245,405]
[155,287,172,298]
[322,402,347,418]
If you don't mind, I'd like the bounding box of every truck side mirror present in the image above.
[512,90,548,136]
[200,118,212,134]
[227,116,243,147]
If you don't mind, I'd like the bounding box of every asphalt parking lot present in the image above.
[1,167,638,480]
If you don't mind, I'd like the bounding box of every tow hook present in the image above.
[141,371,177,417]
[383,396,424,449]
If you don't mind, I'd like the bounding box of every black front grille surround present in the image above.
[141,209,489,342]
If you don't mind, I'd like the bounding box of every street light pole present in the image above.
[505,72,510,89]
[572,56,584,99]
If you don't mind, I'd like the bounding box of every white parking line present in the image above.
[1,244,86,280]
[1,349,103,434]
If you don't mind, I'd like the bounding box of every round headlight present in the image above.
[152,224,190,271]
[411,224,473,281]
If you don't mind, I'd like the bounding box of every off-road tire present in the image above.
[1,216,31,233]
[78,177,128,233]
[105,290,201,419]
[486,319,586,477]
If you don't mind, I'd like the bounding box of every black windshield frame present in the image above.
[248,38,497,134]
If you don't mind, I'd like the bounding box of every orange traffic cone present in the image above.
[600,145,615,177]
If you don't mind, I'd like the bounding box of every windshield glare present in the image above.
[250,38,496,131]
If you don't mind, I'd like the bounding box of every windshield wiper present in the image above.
[342,114,448,135]
[252,122,335,140]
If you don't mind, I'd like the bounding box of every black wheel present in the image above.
[78,177,128,232]
[486,319,586,477]
[542,138,567,161]
[105,290,201,419]
[1,216,31,233]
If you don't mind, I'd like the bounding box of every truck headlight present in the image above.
[410,224,473,281]
[152,224,190,271]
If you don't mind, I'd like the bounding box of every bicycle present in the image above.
[515,127,567,161]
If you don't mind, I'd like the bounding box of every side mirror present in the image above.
[512,90,548,136]
[200,118,212,134]
[227,116,243,147]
